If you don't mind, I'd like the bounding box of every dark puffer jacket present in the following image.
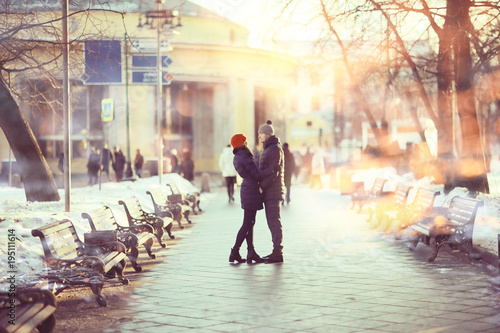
[259,136,285,202]
[233,145,273,211]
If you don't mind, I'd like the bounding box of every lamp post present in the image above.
[138,0,181,184]
[62,0,71,211]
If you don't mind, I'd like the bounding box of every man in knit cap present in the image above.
[257,120,285,263]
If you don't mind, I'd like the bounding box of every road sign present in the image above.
[163,72,173,84]
[163,56,173,67]
[131,55,173,68]
[132,70,173,84]
[131,39,170,52]
[101,99,114,121]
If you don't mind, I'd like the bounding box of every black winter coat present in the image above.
[283,147,296,187]
[259,136,285,202]
[233,145,272,211]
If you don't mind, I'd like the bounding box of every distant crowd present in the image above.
[57,145,195,186]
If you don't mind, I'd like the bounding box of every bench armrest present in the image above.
[50,255,106,272]
[138,215,166,225]
[118,224,155,234]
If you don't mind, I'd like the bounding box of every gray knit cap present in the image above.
[258,120,274,136]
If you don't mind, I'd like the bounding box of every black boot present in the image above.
[264,249,283,264]
[229,248,246,263]
[247,248,264,264]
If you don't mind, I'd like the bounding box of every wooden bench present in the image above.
[82,206,157,273]
[31,219,128,307]
[164,184,192,222]
[119,196,175,248]
[350,177,388,212]
[389,187,441,236]
[165,183,194,221]
[406,196,484,262]
[0,289,56,333]
[167,182,202,214]
[366,182,413,228]
[146,187,188,228]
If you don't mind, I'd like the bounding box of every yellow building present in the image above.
[289,111,333,150]
[0,0,298,177]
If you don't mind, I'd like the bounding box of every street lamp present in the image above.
[138,0,181,184]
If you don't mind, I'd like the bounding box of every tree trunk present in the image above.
[435,3,455,192]
[450,0,489,193]
[0,80,60,202]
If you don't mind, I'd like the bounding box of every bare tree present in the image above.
[280,0,500,193]
[387,0,498,192]
[0,1,128,201]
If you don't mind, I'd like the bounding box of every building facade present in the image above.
[0,0,298,176]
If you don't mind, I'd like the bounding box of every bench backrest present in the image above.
[167,183,181,195]
[371,178,387,195]
[166,183,186,203]
[409,187,440,212]
[31,219,85,261]
[118,196,146,222]
[392,183,413,205]
[445,196,484,227]
[146,187,167,208]
[81,206,119,232]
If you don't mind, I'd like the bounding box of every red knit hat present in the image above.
[231,134,246,148]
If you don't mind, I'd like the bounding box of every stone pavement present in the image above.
[90,184,500,332]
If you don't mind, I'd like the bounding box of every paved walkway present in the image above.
[79,185,500,332]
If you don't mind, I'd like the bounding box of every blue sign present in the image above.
[132,71,173,84]
[84,40,122,83]
[101,99,114,122]
[132,55,173,68]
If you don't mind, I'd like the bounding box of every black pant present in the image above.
[225,176,236,200]
[233,209,257,250]
[264,200,283,251]
[285,185,291,203]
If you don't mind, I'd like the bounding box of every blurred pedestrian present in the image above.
[219,144,237,203]
[87,148,101,185]
[180,149,194,182]
[112,146,119,179]
[58,152,64,173]
[167,149,180,173]
[114,149,126,182]
[292,150,301,181]
[134,149,144,178]
[301,146,312,183]
[310,146,325,189]
[258,120,285,263]
[101,144,113,180]
[282,142,296,205]
[229,133,274,264]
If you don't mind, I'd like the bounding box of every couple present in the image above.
[229,120,285,264]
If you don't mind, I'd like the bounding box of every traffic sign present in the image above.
[163,56,173,67]
[131,39,170,52]
[131,55,173,68]
[163,72,173,84]
[101,99,114,121]
[131,70,173,84]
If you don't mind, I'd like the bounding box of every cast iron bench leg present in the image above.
[143,237,156,259]
[90,282,107,307]
[164,221,175,240]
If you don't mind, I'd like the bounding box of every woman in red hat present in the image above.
[229,133,275,264]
